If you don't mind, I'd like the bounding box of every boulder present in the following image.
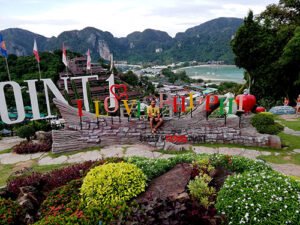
[268,135,281,149]
[163,142,192,151]
[17,186,45,224]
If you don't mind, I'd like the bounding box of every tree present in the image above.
[16,125,35,142]
[120,70,139,86]
[232,6,300,105]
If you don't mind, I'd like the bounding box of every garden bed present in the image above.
[0,154,299,225]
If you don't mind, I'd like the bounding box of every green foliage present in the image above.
[138,76,155,95]
[16,124,35,141]
[120,71,139,86]
[209,154,272,173]
[216,170,300,224]
[161,68,192,84]
[126,154,201,180]
[251,113,284,134]
[63,89,72,105]
[86,82,94,113]
[0,198,25,225]
[80,162,147,209]
[193,157,215,175]
[188,174,216,208]
[217,82,242,95]
[34,213,88,225]
[71,80,80,99]
[29,120,52,132]
[232,5,300,105]
[126,157,177,180]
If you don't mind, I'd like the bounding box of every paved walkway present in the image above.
[1,143,299,177]
[0,137,25,151]
[283,127,300,136]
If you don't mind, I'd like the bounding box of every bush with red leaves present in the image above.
[7,161,101,197]
[12,141,52,154]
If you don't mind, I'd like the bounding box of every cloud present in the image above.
[0,0,279,38]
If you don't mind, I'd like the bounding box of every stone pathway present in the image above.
[0,143,299,177]
[283,127,300,136]
[0,137,25,151]
[193,146,272,159]
[269,163,300,177]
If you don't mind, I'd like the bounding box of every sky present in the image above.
[0,0,279,38]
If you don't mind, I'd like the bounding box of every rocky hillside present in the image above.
[0,17,243,64]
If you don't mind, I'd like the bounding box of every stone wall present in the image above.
[51,99,281,153]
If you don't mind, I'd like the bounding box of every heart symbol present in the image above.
[110,84,128,100]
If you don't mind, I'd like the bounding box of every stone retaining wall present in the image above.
[51,99,281,153]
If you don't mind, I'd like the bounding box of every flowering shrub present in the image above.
[81,162,147,209]
[13,140,52,154]
[39,179,82,218]
[209,154,271,173]
[0,198,25,225]
[216,170,300,224]
[7,161,99,196]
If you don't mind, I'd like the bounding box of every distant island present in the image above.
[0,17,243,64]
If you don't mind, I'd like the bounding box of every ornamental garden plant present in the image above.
[0,154,299,225]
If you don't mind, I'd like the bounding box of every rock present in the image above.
[137,163,192,202]
[293,149,300,153]
[163,142,192,151]
[17,186,44,224]
[269,106,296,115]
[268,135,281,149]
[172,192,190,202]
[35,131,52,142]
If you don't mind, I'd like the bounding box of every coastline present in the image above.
[175,64,245,84]
[176,64,238,71]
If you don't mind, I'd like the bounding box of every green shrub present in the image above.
[80,162,147,209]
[0,198,25,225]
[216,170,300,224]
[188,174,216,208]
[16,125,35,141]
[126,157,177,180]
[251,113,283,134]
[209,154,272,173]
[251,113,274,126]
[126,154,204,180]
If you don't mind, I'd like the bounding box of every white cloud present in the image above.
[0,0,279,37]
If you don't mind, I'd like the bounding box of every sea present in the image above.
[178,65,245,84]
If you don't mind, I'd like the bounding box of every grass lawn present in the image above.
[0,164,14,187]
[278,132,300,151]
[0,148,11,154]
[258,153,300,165]
[47,146,101,158]
[257,132,300,165]
[194,143,281,153]
[275,116,300,131]
[0,162,71,187]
